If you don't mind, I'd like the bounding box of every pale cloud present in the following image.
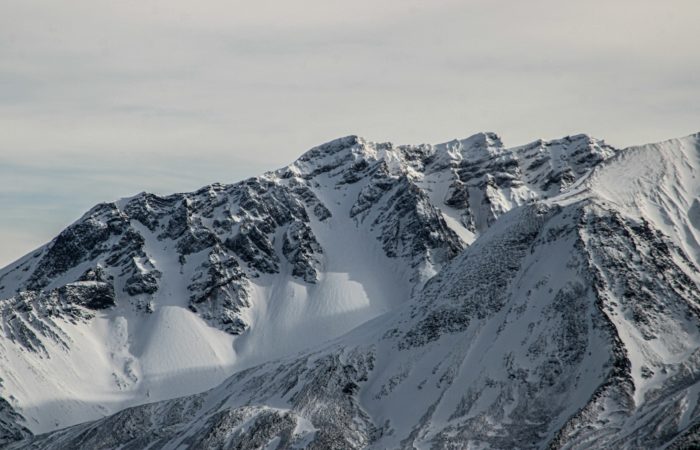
[0,0,699,264]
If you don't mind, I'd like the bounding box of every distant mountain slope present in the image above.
[2,131,661,446]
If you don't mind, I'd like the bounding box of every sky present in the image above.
[1,0,699,265]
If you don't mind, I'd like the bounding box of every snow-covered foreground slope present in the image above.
[4,131,700,449]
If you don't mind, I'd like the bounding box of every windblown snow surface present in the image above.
[2,132,700,449]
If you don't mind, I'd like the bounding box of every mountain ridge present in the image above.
[1,131,699,449]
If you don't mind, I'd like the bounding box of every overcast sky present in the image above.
[1,0,699,265]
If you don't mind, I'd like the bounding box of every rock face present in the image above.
[0,398,30,447]
[4,131,700,449]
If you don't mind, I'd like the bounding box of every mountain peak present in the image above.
[295,134,364,162]
[431,132,505,164]
[459,131,504,149]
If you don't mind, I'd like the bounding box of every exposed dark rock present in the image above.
[58,281,116,310]
[124,271,161,296]
[0,398,31,446]
[188,248,249,335]
[282,222,323,283]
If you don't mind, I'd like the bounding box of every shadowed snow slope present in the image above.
[4,132,700,449]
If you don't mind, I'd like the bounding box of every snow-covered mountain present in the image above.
[3,131,700,449]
